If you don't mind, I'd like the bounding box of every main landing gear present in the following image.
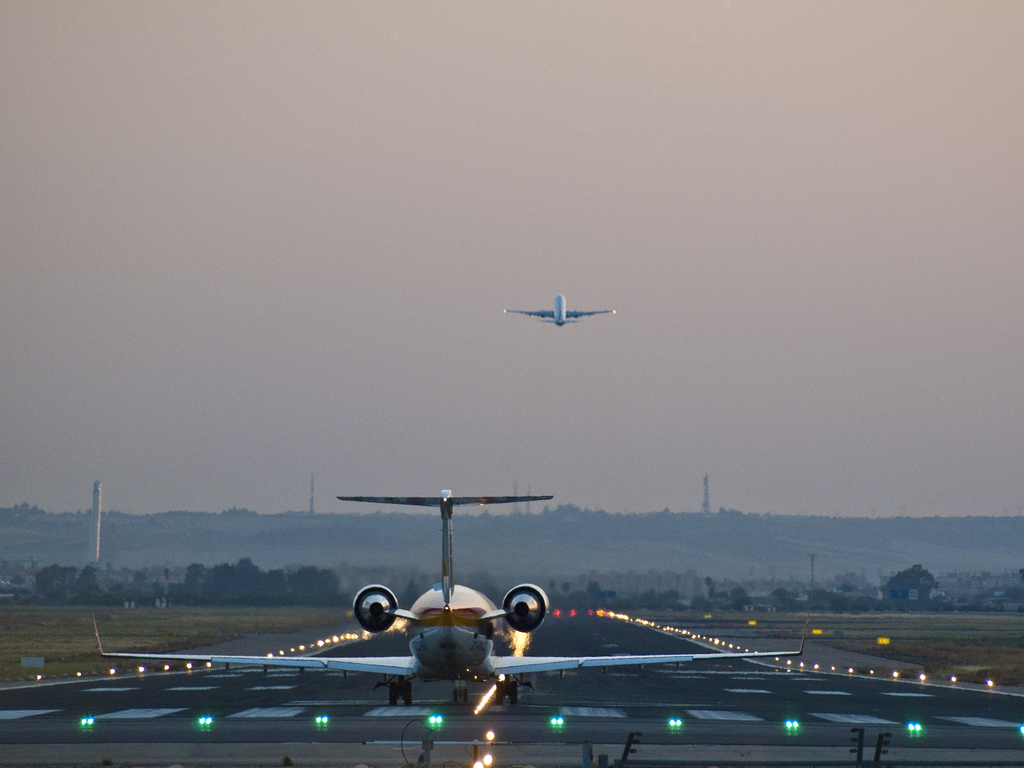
[384,677,412,705]
[495,678,518,705]
[452,680,468,702]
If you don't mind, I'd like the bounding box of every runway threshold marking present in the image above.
[686,709,763,721]
[810,713,898,724]
[229,707,307,718]
[939,716,1024,728]
[95,708,187,719]
[559,707,627,718]
[0,710,60,720]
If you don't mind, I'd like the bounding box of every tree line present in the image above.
[29,558,341,606]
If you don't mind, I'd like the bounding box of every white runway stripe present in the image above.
[687,709,763,721]
[810,713,898,724]
[0,710,60,720]
[940,716,1023,728]
[248,685,296,690]
[96,708,186,719]
[882,692,933,697]
[230,707,306,718]
[82,687,138,692]
[803,690,851,695]
[725,688,771,694]
[559,707,626,718]
[167,686,219,691]
[364,706,432,717]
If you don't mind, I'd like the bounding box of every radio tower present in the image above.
[309,474,315,515]
[701,474,711,515]
[93,481,102,562]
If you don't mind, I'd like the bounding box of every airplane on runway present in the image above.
[504,294,615,326]
[97,491,803,707]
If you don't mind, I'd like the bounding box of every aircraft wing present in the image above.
[97,647,417,676]
[94,618,416,676]
[504,309,555,318]
[337,495,552,507]
[564,309,614,318]
[491,645,803,675]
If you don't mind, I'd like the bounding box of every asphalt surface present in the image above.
[2,614,1024,766]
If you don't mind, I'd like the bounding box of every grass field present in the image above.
[0,605,348,682]
[644,611,1024,686]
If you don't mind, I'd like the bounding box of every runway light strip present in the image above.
[474,684,497,715]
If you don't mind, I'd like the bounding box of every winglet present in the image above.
[798,613,810,655]
[93,615,105,656]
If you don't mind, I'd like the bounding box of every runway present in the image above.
[2,614,1023,765]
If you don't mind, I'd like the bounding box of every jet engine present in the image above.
[502,583,548,633]
[353,584,399,633]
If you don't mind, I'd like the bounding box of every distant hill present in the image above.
[2,504,1022,583]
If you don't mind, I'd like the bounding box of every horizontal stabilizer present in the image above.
[337,495,553,507]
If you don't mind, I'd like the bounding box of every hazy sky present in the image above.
[2,2,1023,518]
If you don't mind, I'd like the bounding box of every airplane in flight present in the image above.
[97,491,803,707]
[504,294,615,326]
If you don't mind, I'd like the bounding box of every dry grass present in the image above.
[0,605,346,682]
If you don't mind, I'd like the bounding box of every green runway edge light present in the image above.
[315,714,329,725]
[907,721,923,736]
[785,719,800,731]
[197,715,214,728]
[428,714,443,726]
[549,715,564,726]
[668,717,683,727]
[80,716,95,728]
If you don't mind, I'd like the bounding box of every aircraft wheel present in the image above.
[388,682,399,706]
[508,680,518,705]
[401,679,413,705]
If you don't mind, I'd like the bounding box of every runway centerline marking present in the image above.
[882,692,933,697]
[365,706,432,717]
[167,686,219,691]
[95,708,187,719]
[82,687,138,692]
[725,688,771,694]
[687,709,763,721]
[803,690,852,695]
[940,716,1024,728]
[810,713,898,724]
[560,707,626,718]
[0,710,60,720]
[229,706,306,718]
[248,685,296,690]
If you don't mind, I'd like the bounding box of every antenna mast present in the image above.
[93,481,102,562]
[701,474,711,515]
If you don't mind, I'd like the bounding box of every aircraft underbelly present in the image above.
[411,626,492,681]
